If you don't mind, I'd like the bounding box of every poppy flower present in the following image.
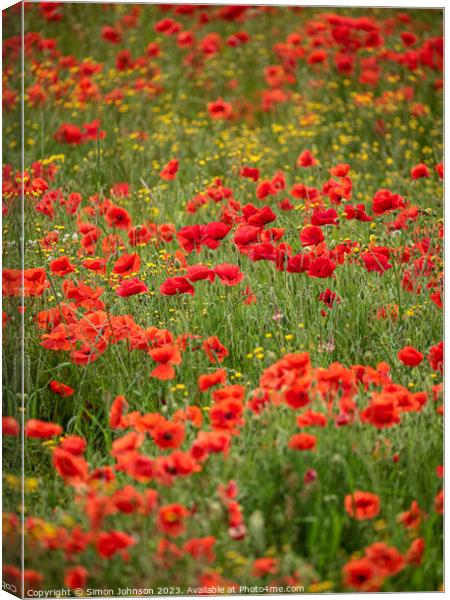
[372,189,405,215]
[105,205,132,230]
[428,341,443,372]
[112,253,140,276]
[203,336,229,364]
[330,163,350,177]
[297,149,317,167]
[398,500,423,530]
[288,432,317,451]
[59,435,87,456]
[214,263,244,286]
[343,557,383,592]
[240,166,259,181]
[398,345,423,367]
[50,256,75,277]
[300,225,324,247]
[152,420,185,450]
[52,447,88,485]
[54,123,83,145]
[344,491,380,520]
[160,159,179,180]
[410,163,430,179]
[184,537,216,563]
[64,566,88,591]
[405,538,425,566]
[251,558,279,577]
[101,25,122,44]
[365,542,405,576]
[110,395,129,429]
[307,256,336,278]
[360,393,401,429]
[160,276,194,296]
[209,398,244,433]
[149,344,182,380]
[25,419,63,439]
[198,369,227,391]
[297,410,327,428]
[2,416,19,436]
[49,380,74,397]
[361,247,392,273]
[344,203,372,222]
[96,530,136,559]
[116,278,148,297]
[287,253,311,273]
[82,258,107,274]
[207,97,233,120]
[318,288,340,309]
[158,504,190,537]
[186,264,216,283]
[310,208,338,226]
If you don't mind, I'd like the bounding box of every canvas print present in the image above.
[2,2,444,597]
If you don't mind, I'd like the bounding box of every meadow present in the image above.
[2,3,443,596]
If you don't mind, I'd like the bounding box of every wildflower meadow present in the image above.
[2,2,444,597]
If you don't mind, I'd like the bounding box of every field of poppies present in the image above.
[2,2,444,597]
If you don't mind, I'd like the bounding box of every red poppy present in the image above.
[360,393,401,429]
[410,163,430,179]
[158,504,190,537]
[297,149,317,167]
[110,395,129,429]
[49,380,74,397]
[297,410,327,428]
[105,205,132,230]
[198,369,227,391]
[398,500,423,530]
[310,208,338,226]
[53,448,88,485]
[405,538,425,566]
[116,278,148,297]
[50,256,75,277]
[203,336,229,363]
[209,398,244,433]
[344,491,380,520]
[288,432,317,451]
[160,276,195,296]
[251,557,279,577]
[365,542,405,576]
[300,225,324,247]
[96,530,136,559]
[25,419,63,439]
[307,256,336,278]
[207,97,233,120]
[101,25,122,44]
[160,159,179,180]
[428,341,443,372]
[64,566,88,591]
[214,263,244,286]
[54,123,83,145]
[112,253,140,276]
[2,416,19,436]
[59,435,87,456]
[240,166,259,181]
[361,247,392,273]
[184,536,216,563]
[149,344,182,380]
[152,420,185,450]
[186,264,216,283]
[398,346,423,367]
[343,557,383,591]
